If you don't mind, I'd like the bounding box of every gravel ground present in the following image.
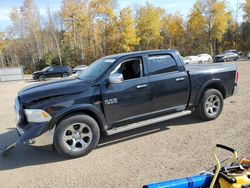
[0,61,249,188]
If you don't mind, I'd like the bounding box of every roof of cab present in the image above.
[103,49,179,60]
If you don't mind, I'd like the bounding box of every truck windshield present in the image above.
[76,58,116,82]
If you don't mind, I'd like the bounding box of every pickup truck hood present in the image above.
[185,63,237,73]
[19,78,89,104]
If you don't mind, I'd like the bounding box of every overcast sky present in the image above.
[0,0,244,31]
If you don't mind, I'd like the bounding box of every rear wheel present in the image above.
[54,114,100,158]
[196,89,224,121]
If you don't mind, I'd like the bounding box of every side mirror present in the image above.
[109,73,124,84]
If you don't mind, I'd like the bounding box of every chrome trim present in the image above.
[28,127,55,146]
[17,126,55,147]
[106,110,192,135]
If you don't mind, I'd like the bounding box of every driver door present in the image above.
[101,57,151,125]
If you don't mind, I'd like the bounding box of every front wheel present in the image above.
[196,89,224,121]
[62,73,69,78]
[38,75,46,81]
[54,114,100,158]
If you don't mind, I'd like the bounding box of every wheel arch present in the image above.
[49,105,108,132]
[194,79,228,106]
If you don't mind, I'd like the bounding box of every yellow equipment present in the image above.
[210,144,250,188]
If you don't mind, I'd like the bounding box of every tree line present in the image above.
[0,0,250,73]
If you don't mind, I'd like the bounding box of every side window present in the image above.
[112,58,143,81]
[148,55,178,75]
[55,66,61,71]
[48,67,54,72]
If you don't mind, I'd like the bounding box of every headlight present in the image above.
[24,109,52,123]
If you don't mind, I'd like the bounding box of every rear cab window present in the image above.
[148,55,178,75]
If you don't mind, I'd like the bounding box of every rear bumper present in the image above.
[233,85,238,95]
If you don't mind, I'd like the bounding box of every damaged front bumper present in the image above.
[1,122,54,156]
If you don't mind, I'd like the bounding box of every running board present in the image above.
[105,110,192,136]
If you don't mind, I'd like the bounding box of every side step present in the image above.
[105,110,192,136]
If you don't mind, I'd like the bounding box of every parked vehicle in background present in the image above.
[72,65,88,74]
[225,49,242,56]
[6,50,238,158]
[32,66,72,81]
[183,56,202,64]
[197,54,213,63]
[214,52,239,62]
[247,53,250,59]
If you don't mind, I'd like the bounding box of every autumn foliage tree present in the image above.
[136,3,164,50]
[195,0,231,55]
[162,13,185,50]
[117,7,139,52]
[0,0,249,72]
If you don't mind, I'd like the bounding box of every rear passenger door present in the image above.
[147,54,190,113]
[54,66,63,77]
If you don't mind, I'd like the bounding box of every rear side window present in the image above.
[148,55,178,75]
[53,66,60,71]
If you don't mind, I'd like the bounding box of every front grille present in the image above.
[15,97,27,129]
[215,57,223,62]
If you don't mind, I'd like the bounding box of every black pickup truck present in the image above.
[2,50,238,158]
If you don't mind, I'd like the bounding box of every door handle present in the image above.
[137,84,147,89]
[176,77,185,82]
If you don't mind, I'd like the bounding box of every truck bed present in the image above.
[185,63,237,107]
[185,63,237,73]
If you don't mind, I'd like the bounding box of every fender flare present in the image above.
[47,104,108,132]
[194,79,228,106]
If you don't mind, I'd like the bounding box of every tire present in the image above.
[208,58,212,63]
[198,61,203,64]
[38,75,46,81]
[62,73,69,78]
[196,89,224,121]
[54,114,100,158]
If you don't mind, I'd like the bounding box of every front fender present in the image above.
[47,104,107,132]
